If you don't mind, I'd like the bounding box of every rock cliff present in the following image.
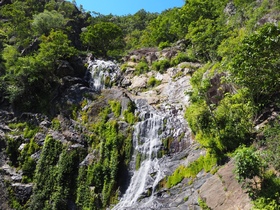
[0,47,252,210]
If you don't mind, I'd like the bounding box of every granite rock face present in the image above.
[0,50,252,210]
[199,160,252,210]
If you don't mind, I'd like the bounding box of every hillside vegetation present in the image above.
[0,0,280,209]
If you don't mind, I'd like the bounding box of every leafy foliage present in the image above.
[186,17,227,61]
[166,153,217,188]
[147,76,161,88]
[152,59,170,73]
[230,23,280,104]
[234,146,265,184]
[109,100,122,118]
[2,29,76,112]
[186,82,254,156]
[29,135,83,210]
[135,61,149,75]
[31,10,67,36]
[75,103,134,209]
[262,121,280,170]
[38,29,77,67]
[170,52,194,66]
[81,22,124,57]
[140,8,186,47]
[252,170,280,209]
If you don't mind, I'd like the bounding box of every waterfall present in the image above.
[113,99,165,209]
[85,58,193,209]
[87,58,120,91]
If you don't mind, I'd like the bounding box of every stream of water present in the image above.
[87,58,120,91]
[113,99,164,209]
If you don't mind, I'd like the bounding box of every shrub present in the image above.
[252,170,280,208]
[234,146,265,187]
[123,101,136,125]
[147,76,161,88]
[171,52,192,66]
[23,125,39,139]
[229,23,280,104]
[198,197,211,210]
[51,118,61,130]
[109,100,122,118]
[262,121,280,170]
[135,61,149,75]
[120,63,128,72]
[166,153,217,188]
[22,157,36,183]
[124,110,136,125]
[152,59,170,73]
[158,41,171,50]
[6,136,23,167]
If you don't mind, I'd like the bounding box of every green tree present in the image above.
[80,22,124,57]
[234,146,265,187]
[140,8,185,47]
[229,23,280,104]
[186,17,227,61]
[214,89,254,151]
[2,30,76,111]
[0,1,32,47]
[31,10,68,36]
[37,29,77,68]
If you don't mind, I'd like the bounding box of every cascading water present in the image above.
[112,95,192,210]
[113,99,165,209]
[87,58,120,91]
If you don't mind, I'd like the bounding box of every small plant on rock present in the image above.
[234,146,266,191]
[147,76,161,88]
[135,61,149,75]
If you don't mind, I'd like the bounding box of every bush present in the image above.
[186,88,254,156]
[123,101,136,125]
[262,121,280,170]
[253,197,280,210]
[158,41,171,50]
[135,61,149,75]
[147,76,161,88]
[6,136,23,167]
[171,52,192,66]
[229,23,280,104]
[109,100,122,118]
[152,59,170,73]
[23,125,39,139]
[234,146,265,186]
[124,110,136,125]
[22,157,36,183]
[166,153,217,188]
[198,197,211,210]
[51,118,61,130]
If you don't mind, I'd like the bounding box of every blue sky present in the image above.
[71,0,185,16]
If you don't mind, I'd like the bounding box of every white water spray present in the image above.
[87,59,120,91]
[113,100,164,209]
